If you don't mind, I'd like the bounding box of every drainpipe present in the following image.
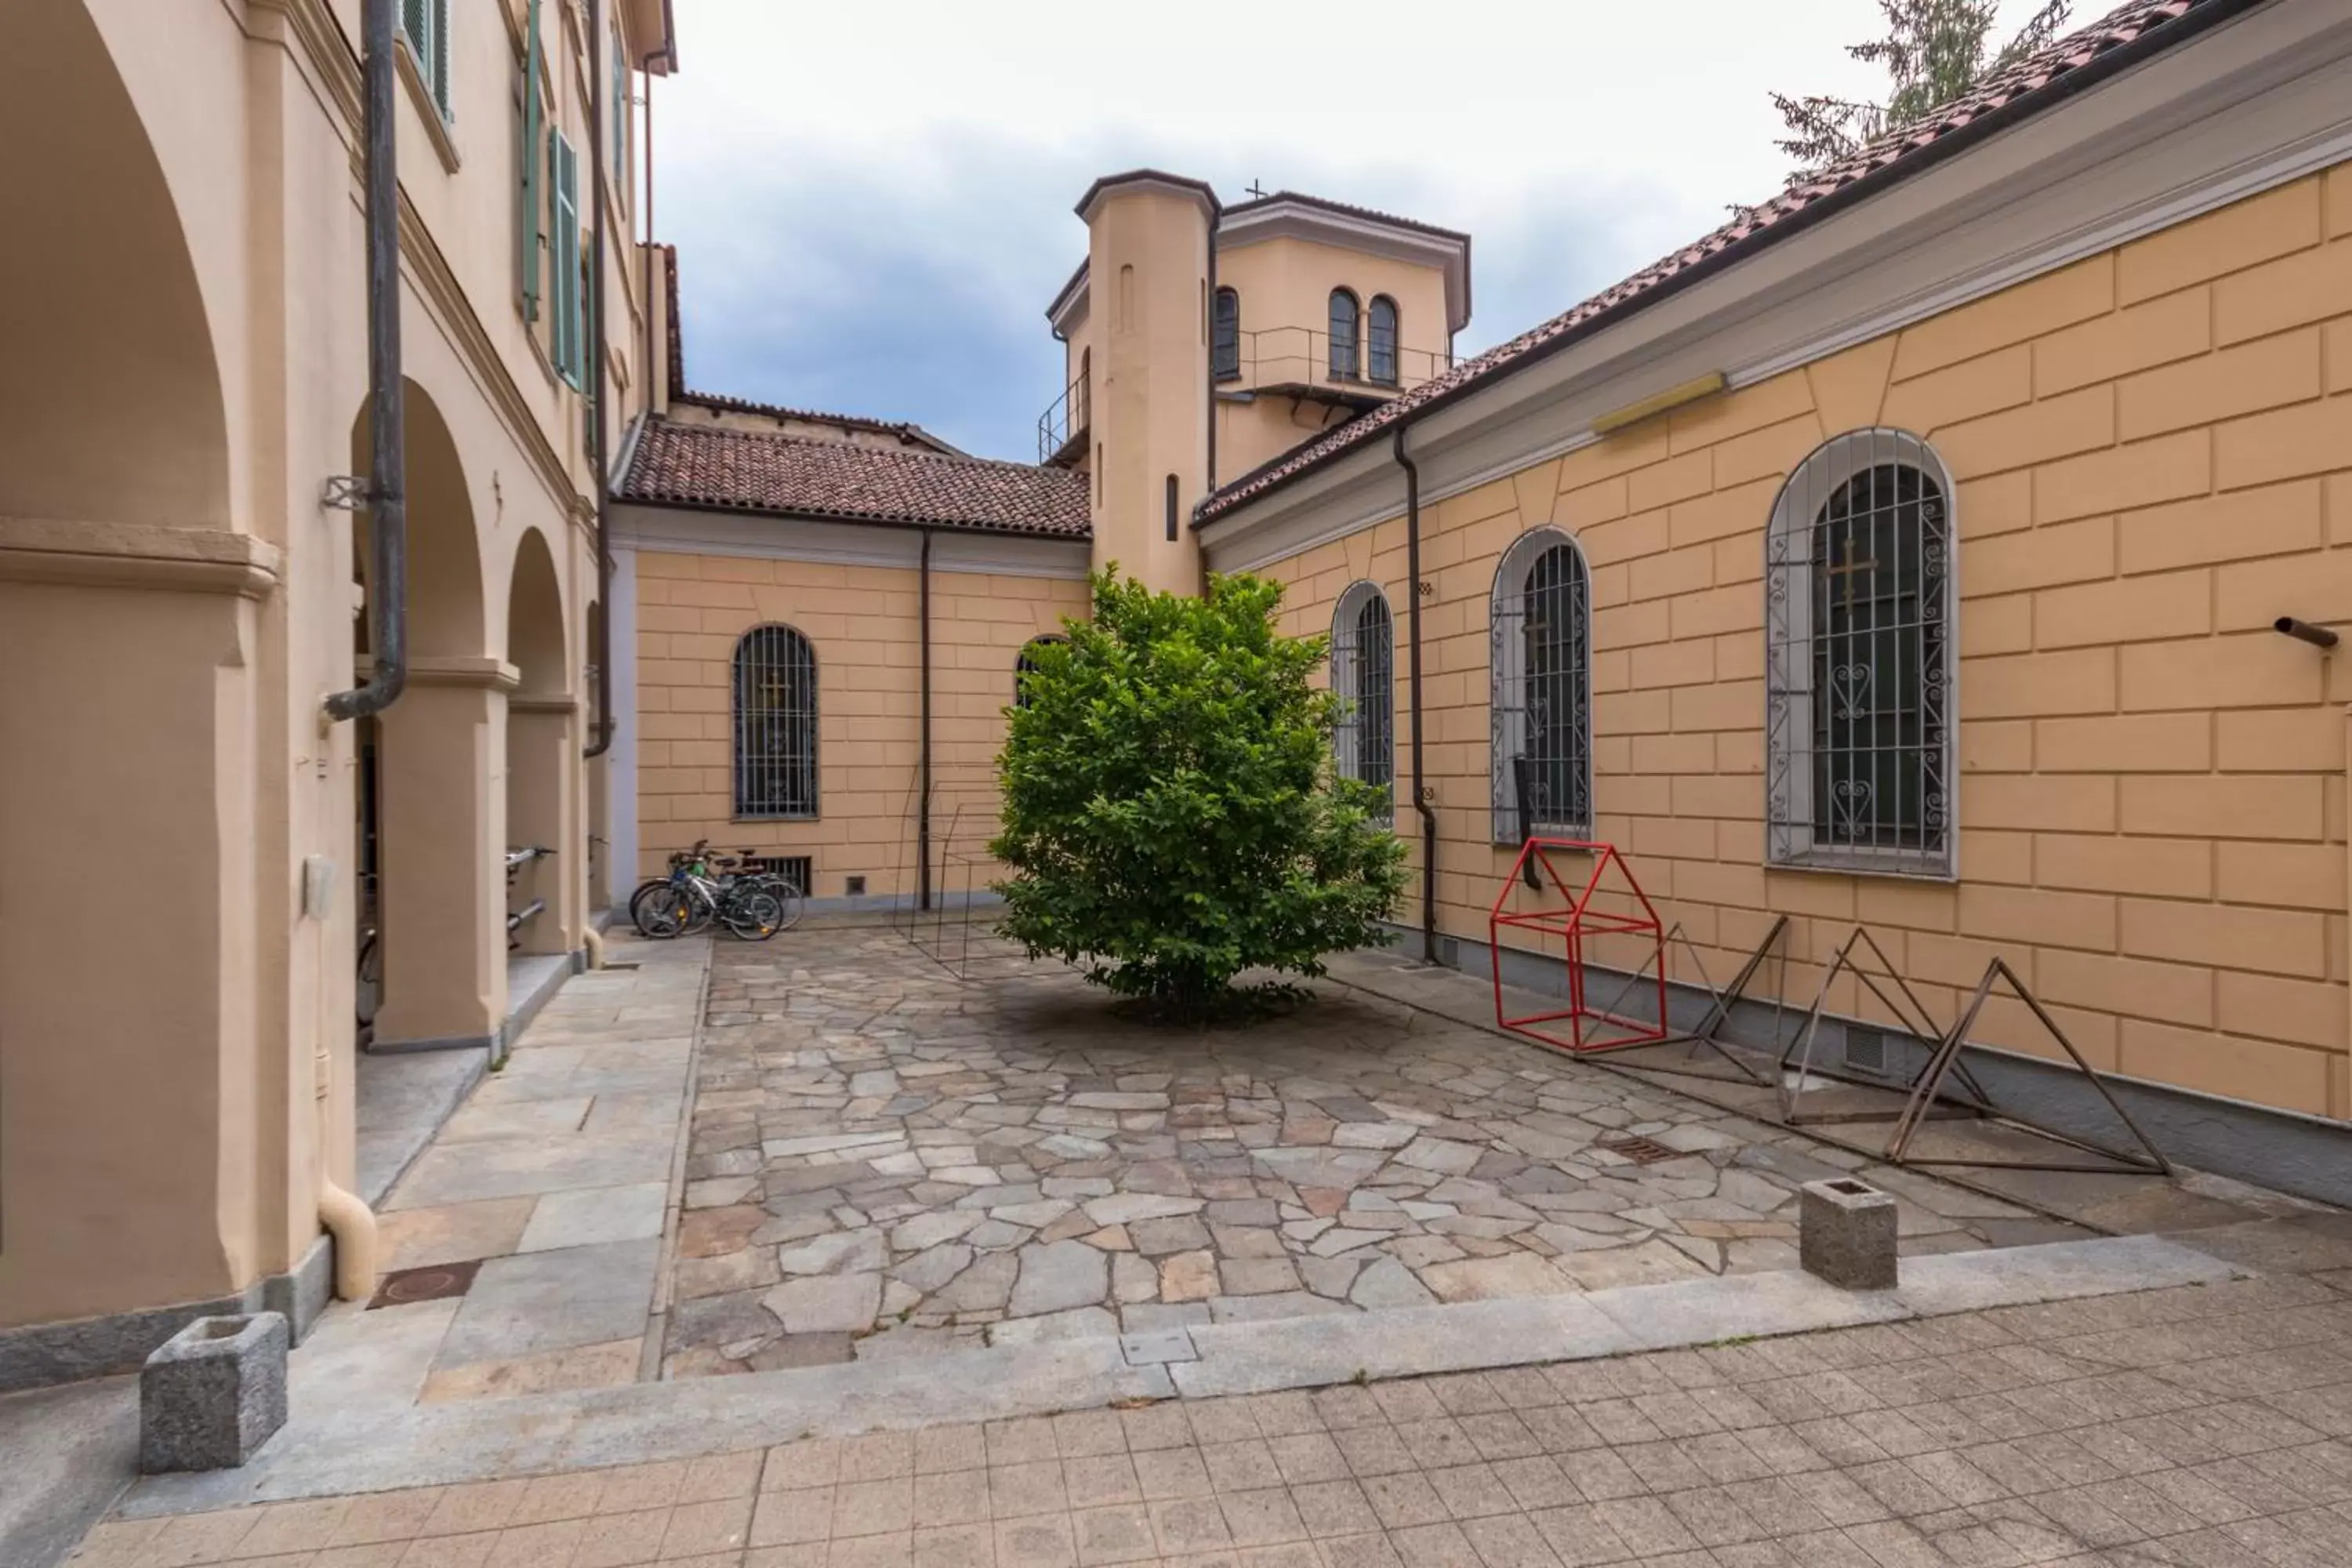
[641,49,662,405]
[584,0,616,758]
[1205,205,1220,497]
[1394,426,1438,964]
[918,530,934,913]
[325,0,407,725]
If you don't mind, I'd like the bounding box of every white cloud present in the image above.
[650,0,2074,459]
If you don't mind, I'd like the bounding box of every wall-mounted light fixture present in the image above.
[1590,371,1728,437]
[2273,616,2339,650]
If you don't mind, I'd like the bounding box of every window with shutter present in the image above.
[612,38,629,191]
[517,0,543,322]
[550,129,581,387]
[399,0,452,121]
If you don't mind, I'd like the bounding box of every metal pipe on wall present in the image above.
[326,0,407,724]
[1394,426,1437,962]
[919,530,934,913]
[584,0,616,758]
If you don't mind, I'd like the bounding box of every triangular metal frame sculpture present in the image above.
[1588,915,1791,1087]
[1775,924,1991,1124]
[1886,956,2172,1176]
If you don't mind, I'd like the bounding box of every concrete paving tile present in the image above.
[419,1337,642,1403]
[377,1199,538,1272]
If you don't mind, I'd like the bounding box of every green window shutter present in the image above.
[552,129,580,387]
[401,0,426,51]
[612,43,628,187]
[517,0,542,321]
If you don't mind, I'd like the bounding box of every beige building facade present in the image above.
[0,0,671,1383]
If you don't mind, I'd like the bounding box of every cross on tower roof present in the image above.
[1245,180,1268,199]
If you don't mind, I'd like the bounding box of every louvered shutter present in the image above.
[518,0,542,321]
[430,0,450,117]
[612,41,628,186]
[551,131,580,386]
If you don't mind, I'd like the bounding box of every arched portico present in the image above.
[505,527,580,956]
[0,0,251,1333]
[358,380,510,1053]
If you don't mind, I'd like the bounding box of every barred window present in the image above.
[733,625,818,819]
[1490,529,1591,844]
[1014,634,1064,709]
[1766,430,1955,877]
[1330,583,1394,818]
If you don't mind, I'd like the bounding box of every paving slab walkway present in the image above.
[331,930,708,1403]
[73,1211,2352,1568]
[659,922,2307,1377]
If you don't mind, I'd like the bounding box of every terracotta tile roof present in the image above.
[619,419,1091,539]
[1197,0,2237,524]
[661,243,960,454]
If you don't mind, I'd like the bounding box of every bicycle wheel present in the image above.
[722,887,785,942]
[630,879,693,938]
[768,874,806,931]
[355,928,383,1028]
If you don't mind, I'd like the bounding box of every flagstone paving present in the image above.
[663,927,2091,1377]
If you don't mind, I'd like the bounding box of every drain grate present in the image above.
[368,1259,481,1310]
[1594,1134,1684,1166]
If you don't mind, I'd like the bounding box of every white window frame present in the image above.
[1763,428,1959,879]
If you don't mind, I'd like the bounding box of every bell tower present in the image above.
[1075,171,1216,596]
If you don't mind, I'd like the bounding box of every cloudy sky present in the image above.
[648,0,2069,462]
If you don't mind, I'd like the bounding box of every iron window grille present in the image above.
[1014,635,1065,709]
[733,625,818,820]
[1766,429,1955,877]
[1330,583,1395,821]
[1327,289,1361,381]
[1367,296,1399,386]
[1491,529,1592,844]
[1212,288,1240,382]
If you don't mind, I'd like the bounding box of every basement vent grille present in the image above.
[1845,1026,1889,1077]
[743,855,812,895]
[1594,1134,1682,1166]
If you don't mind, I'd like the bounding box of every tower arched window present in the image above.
[1212,287,1240,381]
[1367,296,1399,386]
[1490,530,1591,843]
[1330,583,1395,819]
[1766,430,1955,876]
[732,625,818,819]
[1014,635,1065,709]
[1327,289,1360,381]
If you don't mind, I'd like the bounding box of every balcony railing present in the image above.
[1221,325,1455,400]
[1036,373,1091,464]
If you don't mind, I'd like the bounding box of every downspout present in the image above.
[325,0,407,726]
[584,0,616,758]
[314,0,405,1305]
[1205,205,1219,497]
[641,49,661,405]
[1394,426,1437,964]
[918,530,934,913]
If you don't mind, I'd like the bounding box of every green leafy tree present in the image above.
[1772,0,2071,173]
[992,569,1408,1018]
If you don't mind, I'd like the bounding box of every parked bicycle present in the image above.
[628,840,805,940]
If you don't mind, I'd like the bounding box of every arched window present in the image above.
[1330,583,1395,818]
[1014,634,1065,709]
[1766,430,1955,876]
[732,625,818,819]
[1328,289,1360,381]
[1367,296,1399,386]
[1212,287,1240,382]
[1490,530,1591,843]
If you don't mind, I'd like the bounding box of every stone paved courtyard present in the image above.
[663,924,2088,1377]
[75,1259,2352,1568]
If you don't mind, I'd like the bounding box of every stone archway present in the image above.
[0,0,245,1331]
[504,527,576,957]
[354,380,505,1053]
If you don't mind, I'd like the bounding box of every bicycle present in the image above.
[630,842,801,940]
